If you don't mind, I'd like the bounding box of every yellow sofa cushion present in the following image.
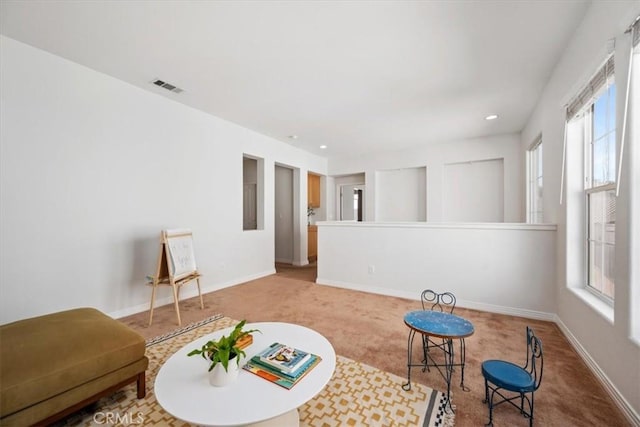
[0,307,146,417]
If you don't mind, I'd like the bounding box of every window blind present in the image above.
[566,56,615,120]
[561,55,614,204]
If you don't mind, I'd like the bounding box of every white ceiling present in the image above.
[0,0,590,159]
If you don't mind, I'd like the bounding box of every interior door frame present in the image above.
[339,183,365,221]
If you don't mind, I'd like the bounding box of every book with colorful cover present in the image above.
[243,352,322,389]
[250,353,317,380]
[257,342,312,373]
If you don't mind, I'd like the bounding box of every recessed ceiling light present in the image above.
[485,114,499,121]
[288,135,298,140]
[319,145,327,149]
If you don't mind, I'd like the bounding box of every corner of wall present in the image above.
[554,314,640,426]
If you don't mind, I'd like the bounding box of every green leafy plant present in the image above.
[307,206,316,218]
[187,320,260,372]
[307,206,316,225]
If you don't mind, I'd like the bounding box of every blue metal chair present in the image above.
[481,326,544,426]
[421,289,457,314]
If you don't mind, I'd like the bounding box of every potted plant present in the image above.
[307,206,315,225]
[187,320,259,386]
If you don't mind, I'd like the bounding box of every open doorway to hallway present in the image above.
[274,165,319,283]
[274,165,294,264]
[275,262,317,283]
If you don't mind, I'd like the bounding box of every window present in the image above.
[584,81,616,301]
[565,55,616,305]
[527,137,543,223]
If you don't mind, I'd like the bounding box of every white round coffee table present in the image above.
[155,322,336,426]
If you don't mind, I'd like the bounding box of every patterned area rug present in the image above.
[58,316,454,427]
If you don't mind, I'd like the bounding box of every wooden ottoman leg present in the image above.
[137,371,146,399]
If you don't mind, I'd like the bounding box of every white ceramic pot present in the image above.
[208,357,240,387]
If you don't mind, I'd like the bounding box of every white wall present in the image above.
[329,133,522,222]
[0,35,327,323]
[375,167,426,221]
[316,222,557,317]
[443,159,504,222]
[520,1,640,420]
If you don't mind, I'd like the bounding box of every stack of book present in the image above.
[242,342,321,389]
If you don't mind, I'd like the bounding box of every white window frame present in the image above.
[526,136,543,223]
[630,48,640,343]
[582,82,616,304]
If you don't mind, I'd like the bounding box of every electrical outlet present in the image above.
[368,265,375,274]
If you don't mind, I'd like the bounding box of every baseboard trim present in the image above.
[315,278,556,321]
[108,269,276,320]
[554,316,640,426]
[316,278,416,300]
[456,299,556,321]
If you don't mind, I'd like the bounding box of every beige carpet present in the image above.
[58,316,454,427]
[121,273,630,426]
[275,262,318,283]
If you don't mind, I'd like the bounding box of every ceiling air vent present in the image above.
[152,79,184,94]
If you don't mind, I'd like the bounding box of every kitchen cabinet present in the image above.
[308,174,320,208]
[308,225,317,262]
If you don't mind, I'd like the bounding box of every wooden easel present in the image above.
[147,229,204,326]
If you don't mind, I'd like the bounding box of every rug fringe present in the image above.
[145,314,224,346]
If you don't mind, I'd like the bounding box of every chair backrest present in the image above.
[421,289,457,313]
[523,326,544,391]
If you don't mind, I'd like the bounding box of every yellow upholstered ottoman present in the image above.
[0,307,148,426]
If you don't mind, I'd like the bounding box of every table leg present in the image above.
[401,329,415,391]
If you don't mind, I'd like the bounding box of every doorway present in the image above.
[340,184,364,221]
[274,165,294,264]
